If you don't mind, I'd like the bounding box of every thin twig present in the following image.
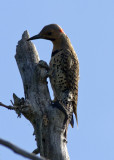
[0,102,17,110]
[10,100,14,105]
[0,139,47,160]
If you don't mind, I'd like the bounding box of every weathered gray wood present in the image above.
[15,31,70,160]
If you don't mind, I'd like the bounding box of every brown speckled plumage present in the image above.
[50,48,79,126]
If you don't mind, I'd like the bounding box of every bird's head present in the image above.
[27,24,65,42]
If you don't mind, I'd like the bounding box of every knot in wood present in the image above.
[43,115,49,126]
[36,63,49,82]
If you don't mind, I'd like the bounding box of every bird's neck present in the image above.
[52,34,72,52]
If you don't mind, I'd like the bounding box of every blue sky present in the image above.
[0,0,114,160]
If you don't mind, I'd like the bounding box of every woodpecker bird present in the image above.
[27,24,79,127]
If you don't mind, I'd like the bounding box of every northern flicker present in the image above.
[27,24,79,127]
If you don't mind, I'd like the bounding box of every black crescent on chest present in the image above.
[51,49,63,57]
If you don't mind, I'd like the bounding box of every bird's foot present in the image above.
[51,101,69,128]
[51,100,74,128]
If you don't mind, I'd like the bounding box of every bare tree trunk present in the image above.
[14,31,70,160]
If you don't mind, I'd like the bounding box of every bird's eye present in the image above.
[48,32,52,35]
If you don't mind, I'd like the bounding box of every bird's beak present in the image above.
[27,33,41,41]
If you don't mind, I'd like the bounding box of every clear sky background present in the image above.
[0,0,114,160]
